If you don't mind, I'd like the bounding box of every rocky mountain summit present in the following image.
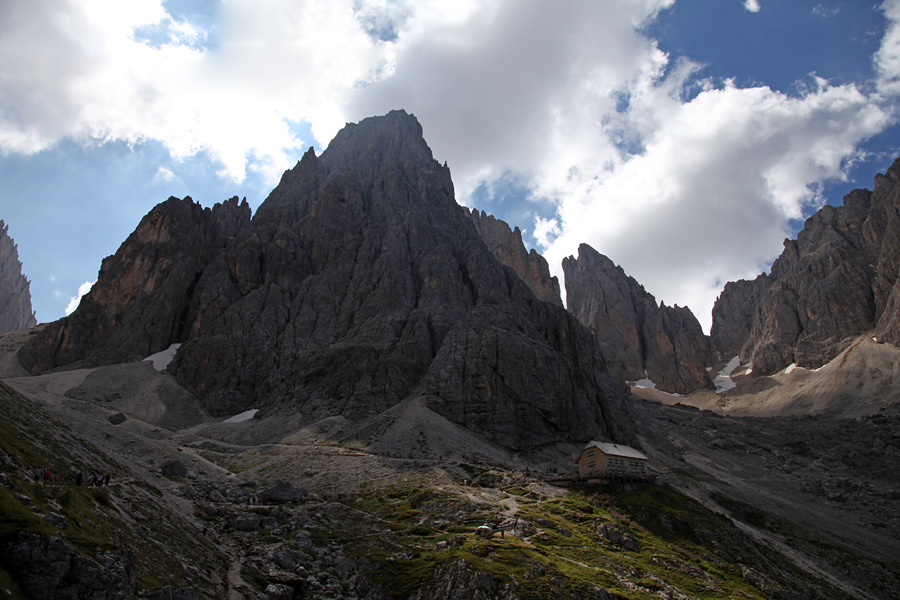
[712,158,900,375]
[563,243,714,394]
[0,221,37,335]
[466,209,562,306]
[19,110,631,450]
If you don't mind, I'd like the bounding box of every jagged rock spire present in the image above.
[0,220,37,334]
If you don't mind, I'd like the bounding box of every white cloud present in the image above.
[153,165,176,183]
[876,0,900,96]
[812,4,842,17]
[2,0,898,334]
[0,0,388,181]
[540,79,889,331]
[65,281,95,316]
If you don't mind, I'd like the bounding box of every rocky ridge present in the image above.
[712,158,900,375]
[0,221,37,334]
[563,243,714,394]
[466,209,562,307]
[19,111,631,450]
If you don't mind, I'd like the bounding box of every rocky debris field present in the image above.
[2,367,899,600]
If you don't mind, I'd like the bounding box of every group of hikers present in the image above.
[31,467,52,483]
[30,467,112,487]
[76,471,111,487]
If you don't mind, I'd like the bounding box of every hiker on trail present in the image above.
[42,468,51,482]
[104,473,111,487]
[76,472,83,486]
[34,469,41,484]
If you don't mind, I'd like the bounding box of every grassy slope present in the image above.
[0,381,227,597]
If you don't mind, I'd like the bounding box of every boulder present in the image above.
[2,531,135,600]
[107,412,127,425]
[144,587,199,600]
[41,512,67,529]
[259,480,307,504]
[160,460,188,478]
[232,513,261,532]
[265,583,294,600]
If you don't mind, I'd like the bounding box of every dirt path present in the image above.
[225,555,248,600]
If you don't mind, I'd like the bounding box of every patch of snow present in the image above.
[714,355,741,393]
[143,343,182,372]
[223,409,258,423]
[629,378,657,390]
[783,363,798,375]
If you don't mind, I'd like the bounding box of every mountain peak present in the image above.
[321,109,435,171]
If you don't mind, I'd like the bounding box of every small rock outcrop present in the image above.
[259,480,308,504]
[2,531,136,600]
[467,209,563,306]
[0,221,37,334]
[712,158,900,374]
[563,243,714,394]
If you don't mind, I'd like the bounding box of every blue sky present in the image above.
[2,0,899,332]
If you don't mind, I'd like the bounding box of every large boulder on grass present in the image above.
[259,480,307,504]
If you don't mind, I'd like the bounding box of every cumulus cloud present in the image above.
[153,166,176,183]
[65,281,95,316]
[540,79,889,330]
[0,0,388,181]
[345,0,893,330]
[743,0,762,13]
[2,0,898,332]
[876,0,900,96]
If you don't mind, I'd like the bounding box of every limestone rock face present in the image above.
[712,158,900,375]
[563,243,714,394]
[19,111,632,450]
[710,275,772,358]
[20,197,251,372]
[0,221,37,334]
[466,209,563,306]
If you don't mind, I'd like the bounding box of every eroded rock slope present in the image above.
[713,159,900,374]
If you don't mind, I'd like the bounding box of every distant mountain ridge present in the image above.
[0,220,37,334]
[713,158,900,375]
[14,110,900,416]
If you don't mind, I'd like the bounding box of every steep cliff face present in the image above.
[20,111,631,449]
[710,275,771,358]
[20,197,251,370]
[0,221,37,334]
[563,243,714,394]
[466,209,563,306]
[711,158,900,375]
